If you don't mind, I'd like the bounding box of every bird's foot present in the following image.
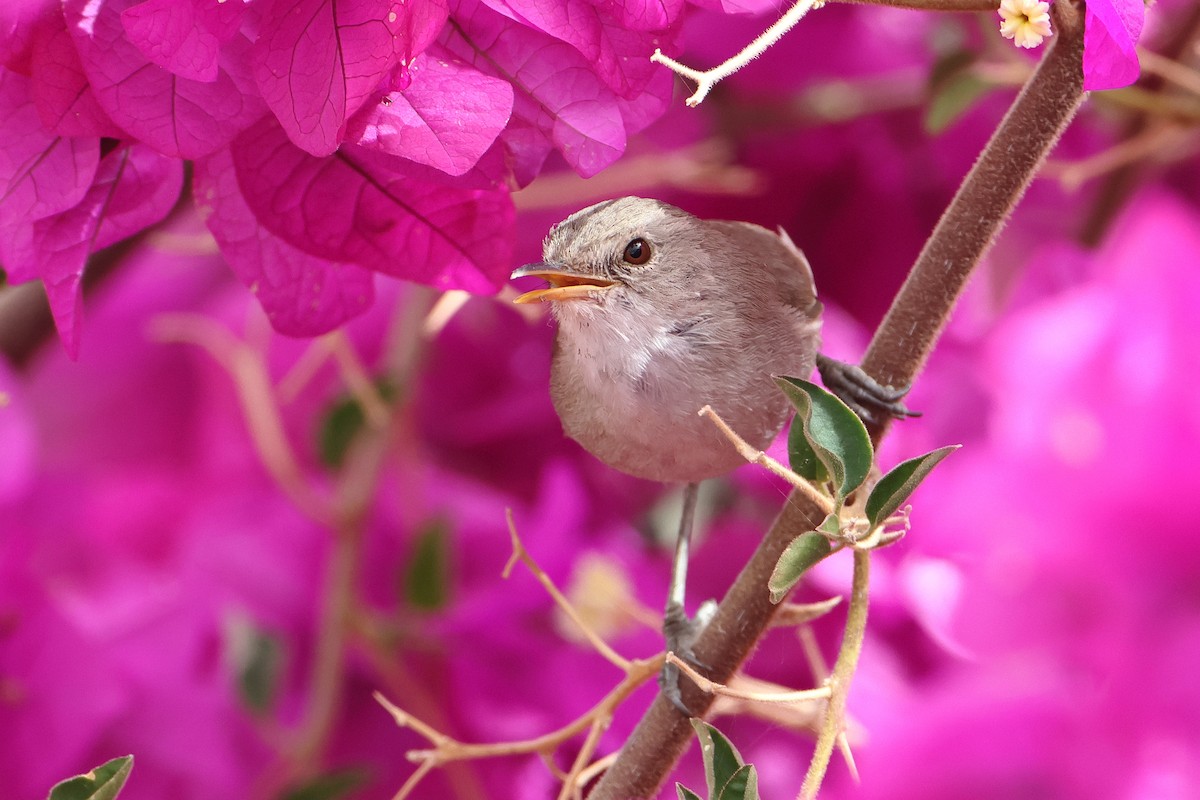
[816,354,921,425]
[660,599,717,716]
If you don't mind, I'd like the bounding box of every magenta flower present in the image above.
[252,0,444,158]
[3,2,1199,799]
[0,67,182,357]
[1083,0,1145,90]
[0,0,682,354]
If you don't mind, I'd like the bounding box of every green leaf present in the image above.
[925,50,991,134]
[676,785,704,800]
[280,767,370,800]
[317,395,367,469]
[404,517,452,611]
[239,630,282,713]
[691,720,745,798]
[927,49,976,94]
[224,615,283,715]
[925,72,990,134]
[818,512,842,536]
[786,414,829,485]
[768,530,834,604]
[776,376,873,504]
[47,756,133,800]
[316,381,394,469]
[866,445,960,529]
[716,764,759,800]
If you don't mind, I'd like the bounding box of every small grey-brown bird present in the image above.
[511,197,903,709]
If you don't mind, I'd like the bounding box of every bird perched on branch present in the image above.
[512,197,908,710]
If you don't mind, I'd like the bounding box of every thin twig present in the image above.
[390,760,435,800]
[147,314,332,526]
[377,516,669,798]
[699,405,834,515]
[572,753,618,800]
[650,0,997,108]
[422,290,472,338]
[376,657,661,765]
[772,597,843,628]
[1044,124,1197,191]
[666,653,832,705]
[652,0,821,106]
[558,719,608,800]
[1137,48,1200,98]
[798,617,860,781]
[799,550,870,799]
[541,751,570,782]
[277,335,337,403]
[798,627,829,683]
[505,510,631,671]
[327,331,390,429]
[376,693,448,746]
[352,630,488,800]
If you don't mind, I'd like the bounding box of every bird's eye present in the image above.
[623,238,651,265]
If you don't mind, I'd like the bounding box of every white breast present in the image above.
[548,297,783,484]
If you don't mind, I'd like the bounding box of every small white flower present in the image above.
[998,0,1053,49]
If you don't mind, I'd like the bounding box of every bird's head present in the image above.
[510,197,695,311]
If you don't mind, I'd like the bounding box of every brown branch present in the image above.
[858,0,1085,440]
[588,2,1086,797]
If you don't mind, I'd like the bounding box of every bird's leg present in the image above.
[816,353,921,425]
[660,481,716,715]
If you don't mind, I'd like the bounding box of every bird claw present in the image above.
[660,600,717,715]
[816,354,921,425]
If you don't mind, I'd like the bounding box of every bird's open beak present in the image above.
[510,264,617,304]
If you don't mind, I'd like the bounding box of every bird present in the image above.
[510,197,903,710]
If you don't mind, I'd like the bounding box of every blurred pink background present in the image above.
[3,1,1199,798]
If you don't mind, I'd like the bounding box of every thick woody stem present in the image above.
[858,0,1086,443]
[589,3,1085,798]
